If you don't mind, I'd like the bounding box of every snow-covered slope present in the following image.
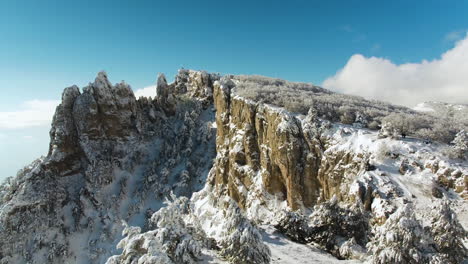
[0,70,466,264]
[414,101,467,113]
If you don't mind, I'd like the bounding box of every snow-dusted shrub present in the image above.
[0,158,44,204]
[339,106,356,125]
[274,210,313,244]
[353,111,368,128]
[219,199,271,264]
[369,204,433,264]
[0,176,13,204]
[197,121,214,144]
[105,223,173,264]
[148,197,201,263]
[275,198,369,259]
[174,170,190,191]
[378,122,397,139]
[302,107,331,150]
[427,201,467,263]
[308,198,369,258]
[106,196,202,264]
[380,113,413,138]
[415,128,435,143]
[374,142,391,162]
[451,130,467,159]
[339,237,367,260]
[368,120,380,130]
[431,121,457,143]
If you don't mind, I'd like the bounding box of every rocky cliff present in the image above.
[0,70,466,264]
[210,78,369,210]
[0,71,218,263]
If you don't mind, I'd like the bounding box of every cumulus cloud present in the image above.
[323,33,468,107]
[135,85,156,98]
[0,100,60,129]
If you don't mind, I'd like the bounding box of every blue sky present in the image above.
[1,0,468,180]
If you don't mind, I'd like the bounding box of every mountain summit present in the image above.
[0,70,466,264]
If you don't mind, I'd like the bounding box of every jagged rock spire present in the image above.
[156,73,168,100]
[61,85,81,107]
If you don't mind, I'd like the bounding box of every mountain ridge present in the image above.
[0,69,466,263]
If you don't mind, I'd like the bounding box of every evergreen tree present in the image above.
[219,200,271,264]
[106,196,201,264]
[451,130,467,159]
[428,201,468,263]
[369,204,433,264]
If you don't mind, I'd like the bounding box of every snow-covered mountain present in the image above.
[0,70,466,264]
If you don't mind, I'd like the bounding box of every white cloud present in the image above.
[0,100,60,129]
[322,33,468,107]
[134,85,156,98]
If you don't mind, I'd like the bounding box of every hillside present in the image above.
[0,70,466,264]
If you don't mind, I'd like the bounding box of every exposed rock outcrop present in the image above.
[0,69,466,263]
[211,78,365,210]
[0,71,217,263]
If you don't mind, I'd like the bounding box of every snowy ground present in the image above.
[261,226,360,264]
[197,124,468,263]
[199,250,227,264]
[198,225,360,264]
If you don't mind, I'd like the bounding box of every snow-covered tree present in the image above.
[381,113,410,138]
[105,223,174,264]
[219,199,271,264]
[339,106,356,125]
[451,130,467,159]
[427,201,467,263]
[369,204,433,264]
[368,120,381,130]
[174,170,191,191]
[431,121,457,143]
[353,111,368,128]
[274,210,312,243]
[197,121,214,144]
[339,237,367,260]
[308,198,369,258]
[275,198,369,259]
[415,128,434,143]
[148,196,201,264]
[106,196,202,264]
[303,107,330,150]
[378,122,396,139]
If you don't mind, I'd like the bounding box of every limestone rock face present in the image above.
[75,72,138,139]
[50,72,138,147]
[175,69,220,100]
[155,73,177,115]
[211,78,363,210]
[48,85,83,175]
